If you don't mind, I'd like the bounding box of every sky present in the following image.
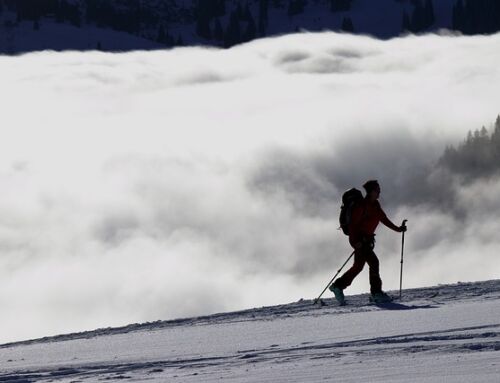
[1,30,500,343]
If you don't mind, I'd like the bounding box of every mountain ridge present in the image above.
[1,0,499,53]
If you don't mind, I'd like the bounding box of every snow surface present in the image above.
[1,280,500,382]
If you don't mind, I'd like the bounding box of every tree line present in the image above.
[439,116,500,179]
[401,0,435,34]
[452,0,500,35]
[2,0,500,50]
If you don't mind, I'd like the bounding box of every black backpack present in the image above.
[339,188,363,235]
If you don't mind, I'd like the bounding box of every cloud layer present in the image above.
[1,31,500,343]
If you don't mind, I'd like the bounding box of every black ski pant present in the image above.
[333,239,382,294]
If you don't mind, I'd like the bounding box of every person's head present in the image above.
[363,180,380,201]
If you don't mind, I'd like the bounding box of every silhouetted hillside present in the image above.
[1,0,500,54]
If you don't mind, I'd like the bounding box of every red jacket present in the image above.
[349,198,398,244]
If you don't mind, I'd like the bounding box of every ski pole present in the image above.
[313,250,355,305]
[399,219,408,300]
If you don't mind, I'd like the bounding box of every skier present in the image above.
[329,180,407,304]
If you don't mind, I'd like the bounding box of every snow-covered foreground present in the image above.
[1,280,499,382]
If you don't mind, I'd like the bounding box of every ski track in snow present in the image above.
[1,280,500,382]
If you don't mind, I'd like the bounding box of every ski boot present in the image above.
[370,291,393,304]
[329,284,346,306]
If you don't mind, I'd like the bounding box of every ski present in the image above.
[369,294,394,304]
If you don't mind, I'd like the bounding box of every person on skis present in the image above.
[330,180,407,304]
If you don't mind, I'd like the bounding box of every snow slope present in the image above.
[1,280,500,382]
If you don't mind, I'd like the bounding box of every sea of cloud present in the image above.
[0,31,499,343]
